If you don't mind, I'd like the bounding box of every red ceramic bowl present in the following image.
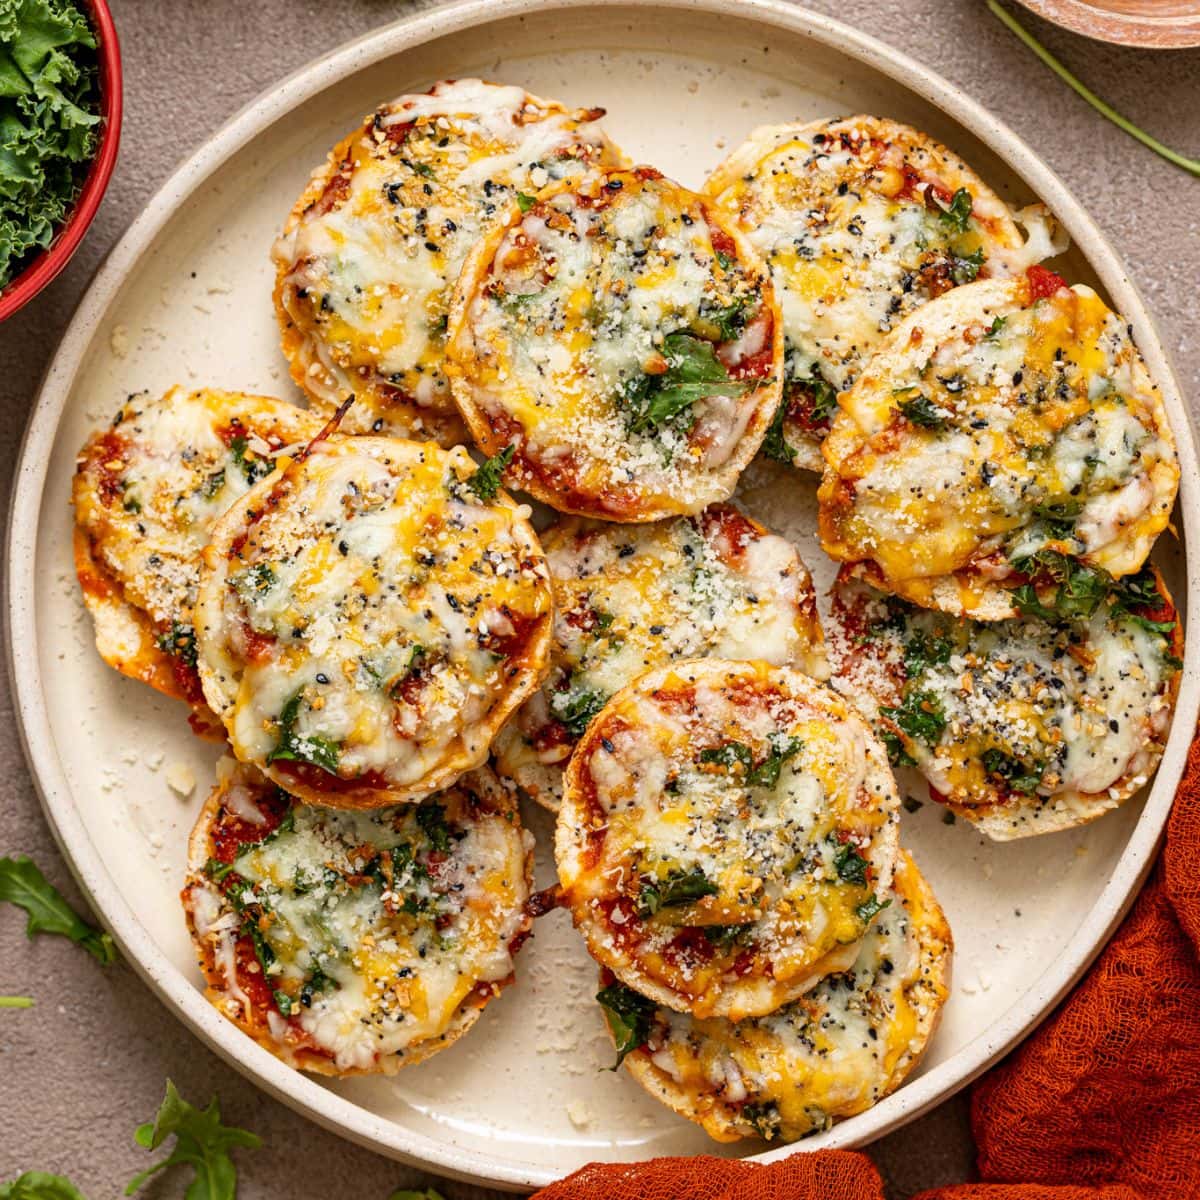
[0,0,122,321]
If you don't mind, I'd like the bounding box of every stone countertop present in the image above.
[0,1,1195,1196]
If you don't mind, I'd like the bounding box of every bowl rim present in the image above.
[5,0,1199,1190]
[0,0,123,322]
[1013,0,1200,49]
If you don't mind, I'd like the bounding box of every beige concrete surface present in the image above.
[0,1,1196,1196]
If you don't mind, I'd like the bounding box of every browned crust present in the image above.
[617,849,953,1142]
[830,564,1183,840]
[73,527,225,742]
[704,115,1026,475]
[556,658,900,1020]
[445,170,784,523]
[491,505,828,814]
[942,565,1183,839]
[817,279,1179,620]
[194,435,554,809]
[181,765,532,1076]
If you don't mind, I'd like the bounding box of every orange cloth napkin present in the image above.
[532,733,1200,1200]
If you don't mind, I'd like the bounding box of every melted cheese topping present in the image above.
[705,117,1024,469]
[828,573,1180,836]
[493,505,828,810]
[447,167,782,521]
[556,660,899,1020]
[185,761,532,1073]
[194,436,552,805]
[74,387,324,641]
[819,279,1179,617]
[274,79,623,441]
[622,852,950,1142]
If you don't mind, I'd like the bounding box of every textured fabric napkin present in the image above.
[531,732,1200,1200]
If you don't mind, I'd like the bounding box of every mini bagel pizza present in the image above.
[705,116,1032,472]
[273,79,624,443]
[818,272,1179,619]
[182,759,533,1075]
[556,659,901,1021]
[445,166,784,522]
[827,566,1183,838]
[72,387,323,736]
[194,435,553,808]
[493,504,828,812]
[597,850,951,1142]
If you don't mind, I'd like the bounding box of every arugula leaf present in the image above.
[636,867,719,918]
[0,855,115,965]
[982,748,1045,795]
[985,315,1006,339]
[596,981,656,1069]
[266,691,340,775]
[388,1191,446,1200]
[515,192,536,213]
[126,1081,261,1200]
[897,393,950,430]
[0,1172,87,1199]
[879,691,946,750]
[0,996,33,1008]
[466,444,515,502]
[937,187,974,232]
[1011,550,1110,623]
[620,332,747,437]
[1108,567,1177,637]
[549,683,606,738]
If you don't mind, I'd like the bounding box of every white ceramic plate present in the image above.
[7,0,1198,1190]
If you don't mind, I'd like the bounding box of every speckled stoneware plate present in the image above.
[7,0,1198,1190]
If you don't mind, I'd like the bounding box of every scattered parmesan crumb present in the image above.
[566,1099,592,1128]
[165,762,195,797]
[109,324,129,358]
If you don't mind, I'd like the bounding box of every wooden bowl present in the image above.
[1015,0,1200,49]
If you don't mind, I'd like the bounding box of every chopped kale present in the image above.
[636,867,718,919]
[880,690,946,749]
[465,444,515,502]
[981,748,1045,795]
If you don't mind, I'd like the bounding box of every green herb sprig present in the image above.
[0,855,116,966]
[987,0,1200,178]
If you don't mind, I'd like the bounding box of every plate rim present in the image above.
[7,0,1199,1189]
